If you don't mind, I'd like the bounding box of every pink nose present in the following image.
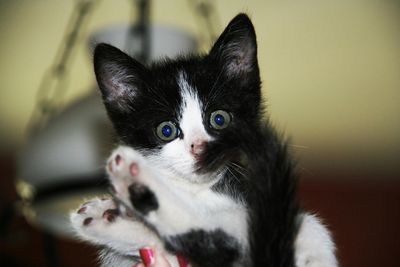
[191,140,207,157]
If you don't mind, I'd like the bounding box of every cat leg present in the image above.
[295,213,338,267]
[106,146,198,234]
[107,146,245,267]
[70,197,164,257]
[106,146,246,237]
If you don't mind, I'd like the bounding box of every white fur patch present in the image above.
[179,76,212,147]
[295,213,338,267]
[146,174,249,246]
[150,71,214,182]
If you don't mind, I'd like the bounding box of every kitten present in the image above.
[70,14,337,267]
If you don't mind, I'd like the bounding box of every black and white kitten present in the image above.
[71,14,337,267]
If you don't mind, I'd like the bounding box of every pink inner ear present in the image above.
[224,41,255,75]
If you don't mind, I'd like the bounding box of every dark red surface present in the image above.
[299,174,400,267]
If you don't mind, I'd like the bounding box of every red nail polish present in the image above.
[139,248,155,266]
[177,254,188,267]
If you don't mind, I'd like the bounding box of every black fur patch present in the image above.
[165,229,240,267]
[209,121,300,266]
[128,183,159,215]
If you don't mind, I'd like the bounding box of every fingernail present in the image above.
[139,248,155,266]
[177,254,188,267]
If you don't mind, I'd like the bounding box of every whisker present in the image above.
[228,162,247,177]
[288,144,309,150]
[205,69,225,110]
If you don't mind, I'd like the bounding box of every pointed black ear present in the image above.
[209,14,258,77]
[94,43,148,113]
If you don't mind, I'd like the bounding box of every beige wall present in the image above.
[1,0,399,178]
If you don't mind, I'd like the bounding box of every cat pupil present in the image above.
[162,125,172,137]
[214,114,225,126]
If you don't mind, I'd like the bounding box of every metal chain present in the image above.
[125,0,151,64]
[27,0,218,136]
[26,0,99,136]
[187,0,221,47]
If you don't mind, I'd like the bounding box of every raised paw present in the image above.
[106,146,159,215]
[70,197,120,238]
[70,196,167,256]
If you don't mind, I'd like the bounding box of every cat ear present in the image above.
[94,43,148,113]
[209,13,258,77]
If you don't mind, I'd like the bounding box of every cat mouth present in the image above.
[193,153,204,162]
[194,153,219,175]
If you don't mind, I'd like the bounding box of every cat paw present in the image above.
[71,196,166,256]
[107,147,159,215]
[70,197,120,238]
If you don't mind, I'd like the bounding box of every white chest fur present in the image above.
[143,167,249,249]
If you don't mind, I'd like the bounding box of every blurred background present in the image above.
[0,0,399,266]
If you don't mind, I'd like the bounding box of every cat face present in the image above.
[94,14,261,183]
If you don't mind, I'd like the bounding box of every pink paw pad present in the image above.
[102,209,119,223]
[130,163,140,176]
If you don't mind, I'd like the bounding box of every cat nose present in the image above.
[190,139,207,157]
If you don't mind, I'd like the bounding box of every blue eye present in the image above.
[156,121,178,141]
[214,114,225,126]
[210,110,231,130]
[162,125,172,137]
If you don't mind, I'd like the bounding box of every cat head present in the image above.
[94,14,261,183]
